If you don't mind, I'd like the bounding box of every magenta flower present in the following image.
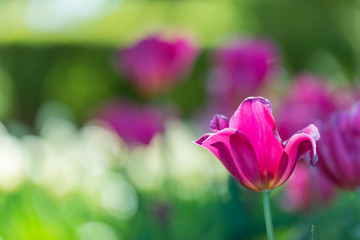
[195,97,319,192]
[277,74,352,140]
[281,163,335,212]
[95,100,165,146]
[209,39,279,114]
[318,101,360,190]
[118,35,197,96]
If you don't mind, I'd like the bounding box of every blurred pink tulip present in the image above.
[117,35,198,96]
[277,74,348,140]
[281,163,335,212]
[96,100,165,146]
[318,101,360,190]
[209,39,279,115]
[195,97,319,192]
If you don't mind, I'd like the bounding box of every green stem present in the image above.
[262,190,275,240]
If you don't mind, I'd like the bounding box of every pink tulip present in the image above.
[318,101,360,190]
[95,100,165,146]
[277,74,356,140]
[195,97,319,192]
[209,39,279,115]
[117,35,197,96]
[281,163,335,212]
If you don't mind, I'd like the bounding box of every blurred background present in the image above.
[0,0,360,239]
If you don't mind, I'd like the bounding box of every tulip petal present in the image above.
[229,131,262,191]
[194,129,261,191]
[285,124,319,165]
[195,133,213,145]
[194,129,236,162]
[296,124,320,141]
[194,129,246,186]
[323,114,356,188]
[229,97,283,173]
[209,114,229,132]
[317,144,347,188]
[317,102,360,190]
[272,151,291,188]
[284,129,318,181]
[350,102,360,134]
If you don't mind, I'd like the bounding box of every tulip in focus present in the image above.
[195,97,319,192]
[318,101,360,190]
[96,100,165,146]
[281,163,335,212]
[117,35,198,96]
[209,39,279,114]
[194,97,319,240]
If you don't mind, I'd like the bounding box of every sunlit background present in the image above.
[0,0,360,239]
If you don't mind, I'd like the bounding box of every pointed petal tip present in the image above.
[310,154,318,167]
[238,97,273,115]
[296,124,320,142]
[242,96,271,106]
[308,124,320,141]
[285,132,318,170]
[230,96,275,130]
[194,134,212,145]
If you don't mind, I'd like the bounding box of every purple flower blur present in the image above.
[318,101,360,190]
[195,97,319,192]
[277,74,348,140]
[209,39,279,115]
[117,35,198,96]
[281,163,335,212]
[96,100,165,146]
